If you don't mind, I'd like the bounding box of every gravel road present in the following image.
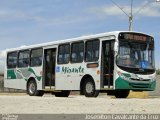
[0,94,160,114]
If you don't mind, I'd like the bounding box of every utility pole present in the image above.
[111,0,160,31]
[129,0,133,31]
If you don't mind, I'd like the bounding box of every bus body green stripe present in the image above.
[7,70,16,79]
[28,68,42,81]
[7,68,42,81]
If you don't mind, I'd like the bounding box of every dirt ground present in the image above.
[0,94,160,114]
[0,75,159,114]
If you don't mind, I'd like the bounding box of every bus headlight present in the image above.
[149,75,156,81]
[117,71,130,81]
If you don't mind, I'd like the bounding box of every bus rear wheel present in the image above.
[54,91,70,97]
[83,78,99,97]
[114,90,130,98]
[27,80,44,96]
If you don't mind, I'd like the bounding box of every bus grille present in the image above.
[130,78,150,82]
[129,83,151,88]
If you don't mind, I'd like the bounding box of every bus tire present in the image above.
[83,78,99,97]
[54,91,70,97]
[27,80,43,96]
[114,90,130,98]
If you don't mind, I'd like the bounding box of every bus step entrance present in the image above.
[104,74,113,88]
[44,86,55,90]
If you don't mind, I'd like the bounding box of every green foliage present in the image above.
[156,69,160,75]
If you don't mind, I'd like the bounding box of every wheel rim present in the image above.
[86,82,94,94]
[29,82,36,94]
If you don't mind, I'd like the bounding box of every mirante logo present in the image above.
[62,66,84,74]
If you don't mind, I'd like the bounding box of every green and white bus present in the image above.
[4,31,156,98]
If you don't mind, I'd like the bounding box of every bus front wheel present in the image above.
[83,78,99,97]
[27,80,44,96]
[114,90,130,98]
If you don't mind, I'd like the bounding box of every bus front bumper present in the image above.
[115,77,156,91]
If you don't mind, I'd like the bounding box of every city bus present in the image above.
[4,31,156,98]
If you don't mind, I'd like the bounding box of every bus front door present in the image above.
[102,40,114,88]
[44,48,56,89]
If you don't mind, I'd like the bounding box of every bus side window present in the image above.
[18,50,30,68]
[71,41,84,63]
[58,44,70,64]
[86,51,91,62]
[85,39,99,62]
[7,52,17,69]
[30,48,43,67]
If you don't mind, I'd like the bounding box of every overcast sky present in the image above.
[0,0,160,69]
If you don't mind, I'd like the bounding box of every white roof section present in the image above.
[6,31,152,52]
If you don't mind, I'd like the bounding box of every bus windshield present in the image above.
[116,41,155,73]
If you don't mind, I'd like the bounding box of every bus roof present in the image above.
[6,31,153,52]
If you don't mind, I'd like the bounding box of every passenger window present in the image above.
[7,52,17,68]
[31,48,43,67]
[71,42,84,63]
[85,40,99,62]
[58,44,70,64]
[18,50,30,68]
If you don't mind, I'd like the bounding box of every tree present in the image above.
[156,69,160,75]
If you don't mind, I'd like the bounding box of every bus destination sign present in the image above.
[119,33,153,42]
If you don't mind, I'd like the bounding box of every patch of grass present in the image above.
[127,91,148,99]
